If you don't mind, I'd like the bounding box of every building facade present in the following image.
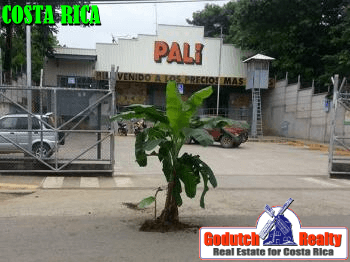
[44,24,254,120]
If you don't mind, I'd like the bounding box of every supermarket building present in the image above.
[43,24,256,120]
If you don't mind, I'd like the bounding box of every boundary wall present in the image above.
[262,78,350,143]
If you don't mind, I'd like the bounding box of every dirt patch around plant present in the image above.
[139,219,200,233]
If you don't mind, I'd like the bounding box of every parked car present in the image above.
[0,113,64,158]
[187,117,249,148]
[205,122,249,148]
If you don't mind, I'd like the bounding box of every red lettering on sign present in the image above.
[183,43,194,64]
[154,41,204,65]
[167,42,183,64]
[154,41,169,63]
[204,232,213,246]
[195,43,204,65]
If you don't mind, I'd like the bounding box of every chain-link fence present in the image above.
[328,76,350,177]
[197,108,250,121]
[0,85,114,175]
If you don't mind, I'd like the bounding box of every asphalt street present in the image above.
[0,136,349,261]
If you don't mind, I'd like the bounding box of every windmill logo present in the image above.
[200,197,348,260]
[259,198,297,246]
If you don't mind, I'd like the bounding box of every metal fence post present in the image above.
[54,88,58,170]
[110,65,116,174]
[97,102,102,160]
[40,69,44,157]
[26,25,32,153]
[328,74,339,175]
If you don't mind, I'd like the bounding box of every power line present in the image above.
[0,0,227,4]
[0,0,227,5]
[90,0,228,4]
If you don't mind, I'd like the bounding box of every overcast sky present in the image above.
[55,1,230,49]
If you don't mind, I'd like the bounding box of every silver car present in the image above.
[0,113,63,158]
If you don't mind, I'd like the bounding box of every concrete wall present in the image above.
[262,79,348,143]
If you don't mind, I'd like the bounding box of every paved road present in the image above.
[1,136,349,192]
[0,188,349,262]
[0,137,349,261]
[115,136,331,176]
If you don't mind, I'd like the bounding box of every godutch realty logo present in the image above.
[199,198,348,260]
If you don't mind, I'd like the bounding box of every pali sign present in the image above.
[154,41,204,65]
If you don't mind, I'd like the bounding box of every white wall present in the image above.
[95,24,249,78]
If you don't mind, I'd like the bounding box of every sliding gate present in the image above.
[0,84,115,175]
[328,75,350,178]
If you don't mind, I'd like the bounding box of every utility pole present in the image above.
[0,6,2,85]
[214,25,223,116]
[154,1,158,35]
[0,47,2,85]
[27,24,32,152]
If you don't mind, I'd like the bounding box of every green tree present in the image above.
[229,0,347,82]
[1,23,59,83]
[111,81,239,229]
[188,0,350,89]
[186,2,236,42]
[322,4,350,81]
[0,1,87,84]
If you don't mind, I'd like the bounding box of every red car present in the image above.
[187,118,249,148]
[206,123,249,148]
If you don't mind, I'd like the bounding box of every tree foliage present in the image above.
[0,23,59,83]
[188,0,350,89]
[186,2,236,42]
[0,1,88,84]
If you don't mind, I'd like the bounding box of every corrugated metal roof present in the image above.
[243,54,275,63]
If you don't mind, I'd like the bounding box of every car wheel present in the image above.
[33,143,52,158]
[232,142,241,148]
[220,135,234,148]
[240,132,248,143]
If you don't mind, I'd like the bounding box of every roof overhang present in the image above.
[52,54,97,62]
[243,54,275,63]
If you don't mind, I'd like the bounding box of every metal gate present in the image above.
[328,75,350,177]
[0,79,115,175]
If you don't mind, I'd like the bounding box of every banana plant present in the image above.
[111,81,235,225]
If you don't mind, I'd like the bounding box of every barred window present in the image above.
[57,76,108,89]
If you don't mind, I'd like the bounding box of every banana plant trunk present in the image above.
[158,180,179,224]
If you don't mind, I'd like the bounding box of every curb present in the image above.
[0,190,36,194]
